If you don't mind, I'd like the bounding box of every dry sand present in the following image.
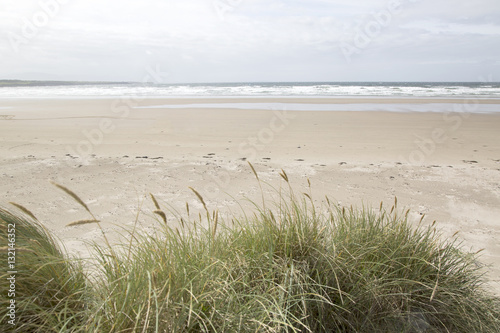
[1,97,500,293]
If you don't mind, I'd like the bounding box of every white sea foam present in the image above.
[0,83,500,98]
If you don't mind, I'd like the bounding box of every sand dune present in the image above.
[1,97,500,293]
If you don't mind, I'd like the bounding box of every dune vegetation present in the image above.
[1,166,500,332]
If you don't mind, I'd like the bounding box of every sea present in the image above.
[1,81,500,98]
[1,81,500,113]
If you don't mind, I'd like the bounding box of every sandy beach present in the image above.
[1,97,500,293]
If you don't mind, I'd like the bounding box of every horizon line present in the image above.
[1,79,499,86]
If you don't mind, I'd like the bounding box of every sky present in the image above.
[0,0,499,83]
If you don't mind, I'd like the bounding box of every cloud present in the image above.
[0,0,499,81]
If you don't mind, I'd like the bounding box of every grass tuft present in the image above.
[150,193,167,224]
[51,181,96,220]
[0,207,89,332]
[189,186,208,211]
[9,202,38,221]
[1,173,500,332]
[153,210,167,224]
[66,219,101,227]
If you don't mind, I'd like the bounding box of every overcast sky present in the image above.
[0,0,499,82]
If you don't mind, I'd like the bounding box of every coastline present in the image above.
[1,97,500,294]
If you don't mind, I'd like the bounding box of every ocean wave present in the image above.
[0,82,499,98]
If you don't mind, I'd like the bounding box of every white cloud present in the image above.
[0,0,499,81]
[401,20,500,35]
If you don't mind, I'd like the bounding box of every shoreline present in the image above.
[1,97,500,115]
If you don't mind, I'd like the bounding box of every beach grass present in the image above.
[1,169,500,332]
[0,205,89,332]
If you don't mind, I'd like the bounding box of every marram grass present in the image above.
[0,206,89,332]
[1,172,500,332]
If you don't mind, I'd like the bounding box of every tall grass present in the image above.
[0,205,89,332]
[1,168,499,332]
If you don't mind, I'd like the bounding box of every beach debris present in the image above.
[462,160,478,164]
[339,162,347,165]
